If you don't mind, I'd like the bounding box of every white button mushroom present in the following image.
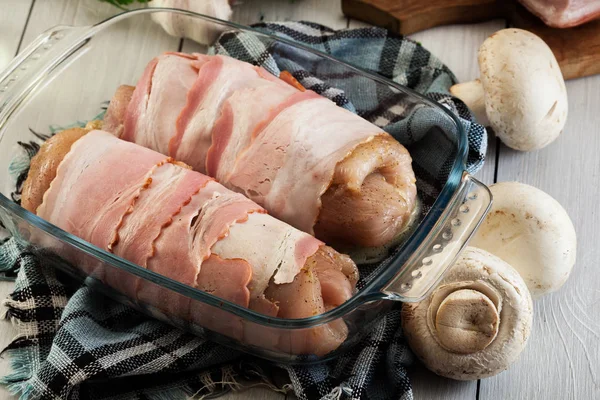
[450,29,568,151]
[151,0,233,46]
[470,182,577,298]
[402,247,533,381]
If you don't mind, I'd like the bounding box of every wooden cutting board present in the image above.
[341,0,600,80]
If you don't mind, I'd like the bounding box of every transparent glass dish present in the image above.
[0,8,492,364]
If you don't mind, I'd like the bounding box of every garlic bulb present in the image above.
[151,0,233,45]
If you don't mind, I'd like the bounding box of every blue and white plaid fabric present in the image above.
[0,21,486,400]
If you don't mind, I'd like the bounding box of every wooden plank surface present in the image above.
[341,0,600,80]
[233,0,347,28]
[1,0,598,399]
[14,0,181,131]
[0,1,36,398]
[0,0,33,70]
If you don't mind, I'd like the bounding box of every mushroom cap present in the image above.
[470,182,577,298]
[478,28,568,151]
[402,247,533,381]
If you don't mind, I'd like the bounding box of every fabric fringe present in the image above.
[0,347,39,400]
[190,366,241,399]
[0,352,257,400]
[7,150,30,188]
[237,362,291,395]
[187,363,292,400]
[2,296,33,329]
[322,386,343,400]
[0,268,31,340]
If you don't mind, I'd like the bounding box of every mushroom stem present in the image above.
[450,79,489,126]
[434,289,499,354]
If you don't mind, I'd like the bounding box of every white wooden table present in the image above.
[0,1,598,399]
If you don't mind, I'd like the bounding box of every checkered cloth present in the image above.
[0,21,486,400]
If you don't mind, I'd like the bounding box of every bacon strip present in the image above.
[207,81,300,181]
[37,130,167,251]
[172,56,268,171]
[113,163,210,299]
[123,58,158,143]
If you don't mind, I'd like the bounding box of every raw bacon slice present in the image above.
[123,53,205,155]
[111,163,210,299]
[140,180,212,319]
[189,182,265,268]
[205,81,299,179]
[171,55,277,171]
[227,96,384,234]
[211,212,322,300]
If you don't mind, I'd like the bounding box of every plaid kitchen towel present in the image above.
[0,21,487,400]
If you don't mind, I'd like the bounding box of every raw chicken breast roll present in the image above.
[104,53,417,248]
[22,129,358,356]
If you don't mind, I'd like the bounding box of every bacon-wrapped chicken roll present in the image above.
[22,129,358,356]
[104,53,417,248]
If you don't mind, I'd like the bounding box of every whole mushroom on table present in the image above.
[402,247,533,380]
[470,182,577,298]
[450,28,568,151]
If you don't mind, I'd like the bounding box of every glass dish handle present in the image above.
[383,172,492,302]
[0,25,88,122]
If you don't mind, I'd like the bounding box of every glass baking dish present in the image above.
[0,8,492,363]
